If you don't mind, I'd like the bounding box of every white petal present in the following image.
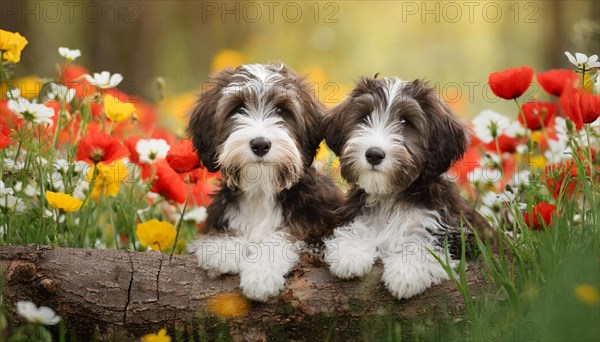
[565,51,577,65]
[109,73,123,87]
[83,74,95,83]
[575,52,588,64]
[588,55,598,64]
[66,88,76,102]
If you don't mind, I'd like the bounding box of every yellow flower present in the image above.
[45,191,82,212]
[530,131,544,146]
[575,284,599,305]
[141,328,171,342]
[86,160,129,199]
[530,155,547,169]
[211,49,244,72]
[103,94,136,122]
[207,292,249,318]
[136,219,177,251]
[1,77,43,100]
[0,29,28,63]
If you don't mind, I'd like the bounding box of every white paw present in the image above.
[239,268,285,302]
[381,255,450,299]
[324,238,376,279]
[191,238,240,277]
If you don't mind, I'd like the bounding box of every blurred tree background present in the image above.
[2,0,599,117]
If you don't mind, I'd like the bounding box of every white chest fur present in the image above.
[356,196,445,253]
[224,187,284,243]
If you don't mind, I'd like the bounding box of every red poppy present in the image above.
[143,160,188,203]
[484,133,521,154]
[560,85,600,130]
[0,124,11,149]
[488,66,534,100]
[61,64,96,99]
[124,136,141,164]
[0,100,24,129]
[189,177,216,206]
[523,202,556,230]
[545,159,592,199]
[166,139,201,173]
[580,93,600,124]
[536,69,579,97]
[76,131,129,165]
[519,101,556,130]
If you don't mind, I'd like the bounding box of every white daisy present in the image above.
[136,139,171,164]
[8,98,54,125]
[2,158,24,171]
[182,206,207,224]
[46,83,75,103]
[16,301,61,325]
[504,121,526,138]
[84,71,123,89]
[6,87,20,99]
[58,47,81,61]
[471,110,511,144]
[0,192,26,212]
[544,117,571,164]
[564,51,600,70]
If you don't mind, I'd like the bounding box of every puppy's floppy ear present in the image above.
[302,91,327,166]
[412,80,469,179]
[291,68,327,167]
[187,68,234,172]
[322,96,352,156]
[323,76,378,156]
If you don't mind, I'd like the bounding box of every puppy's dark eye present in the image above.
[232,105,246,115]
[399,118,410,127]
[275,107,285,115]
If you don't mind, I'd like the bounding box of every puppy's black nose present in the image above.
[365,147,385,165]
[250,137,271,157]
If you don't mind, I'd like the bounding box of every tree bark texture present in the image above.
[0,245,488,341]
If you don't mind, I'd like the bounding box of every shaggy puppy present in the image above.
[323,76,491,299]
[187,63,342,301]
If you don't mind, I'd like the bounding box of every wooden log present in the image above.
[0,245,488,341]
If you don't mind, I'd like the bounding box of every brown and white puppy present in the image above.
[187,63,342,301]
[323,76,491,299]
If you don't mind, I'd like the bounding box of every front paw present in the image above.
[239,269,285,302]
[381,257,449,299]
[191,239,240,278]
[324,240,376,279]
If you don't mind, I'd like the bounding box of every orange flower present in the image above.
[76,131,129,165]
[207,293,249,318]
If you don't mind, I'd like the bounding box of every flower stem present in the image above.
[107,196,119,249]
[79,165,98,247]
[170,178,190,260]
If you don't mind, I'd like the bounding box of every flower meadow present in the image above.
[1,29,599,341]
